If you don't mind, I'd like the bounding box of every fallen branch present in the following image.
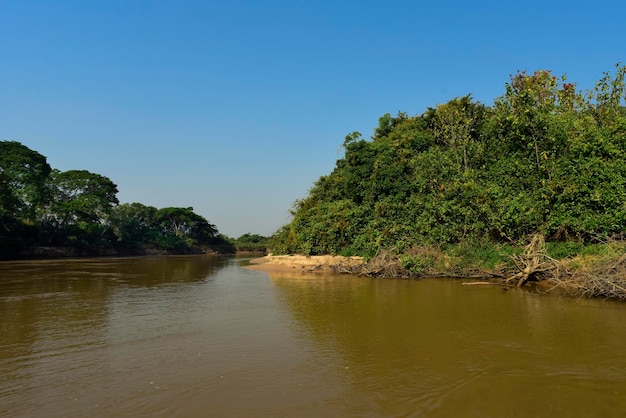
[462,281,498,286]
[505,234,558,287]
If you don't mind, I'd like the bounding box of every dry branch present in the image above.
[547,253,626,300]
[506,234,558,287]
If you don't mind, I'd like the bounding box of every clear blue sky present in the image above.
[1,0,624,237]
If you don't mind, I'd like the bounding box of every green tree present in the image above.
[236,233,268,244]
[155,207,218,249]
[47,169,119,226]
[587,62,626,126]
[487,70,567,178]
[430,95,486,171]
[545,63,626,239]
[0,141,51,222]
[481,70,572,239]
[40,169,119,247]
[0,171,19,220]
[109,202,159,248]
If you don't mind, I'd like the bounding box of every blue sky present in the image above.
[1,0,624,237]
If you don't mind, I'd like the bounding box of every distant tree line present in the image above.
[230,233,270,252]
[0,141,233,258]
[272,64,626,256]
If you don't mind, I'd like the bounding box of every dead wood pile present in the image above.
[334,250,414,278]
[547,253,626,300]
[506,234,559,287]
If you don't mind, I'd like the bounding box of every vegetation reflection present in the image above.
[268,272,626,416]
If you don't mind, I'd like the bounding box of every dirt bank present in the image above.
[246,254,364,273]
[247,248,626,301]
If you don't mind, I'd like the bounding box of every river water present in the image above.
[1,255,626,417]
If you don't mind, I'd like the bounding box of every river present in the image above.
[1,255,626,417]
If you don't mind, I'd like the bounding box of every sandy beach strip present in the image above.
[245,254,364,273]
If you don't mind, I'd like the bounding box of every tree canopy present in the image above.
[0,142,229,257]
[0,141,51,222]
[272,64,626,256]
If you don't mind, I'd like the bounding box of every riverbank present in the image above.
[3,244,240,261]
[246,254,364,273]
[249,239,626,300]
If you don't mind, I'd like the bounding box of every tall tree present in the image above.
[430,95,486,171]
[155,207,218,245]
[0,141,51,222]
[47,169,119,227]
[109,202,159,247]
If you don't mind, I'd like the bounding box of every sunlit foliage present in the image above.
[272,64,626,255]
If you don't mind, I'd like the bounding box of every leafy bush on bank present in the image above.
[272,65,626,258]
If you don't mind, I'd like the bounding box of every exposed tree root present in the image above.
[505,234,558,287]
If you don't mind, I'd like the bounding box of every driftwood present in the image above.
[506,234,558,287]
[506,236,626,299]
[547,252,626,300]
[462,281,499,286]
[335,250,417,278]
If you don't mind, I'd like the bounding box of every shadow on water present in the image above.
[0,254,230,291]
[0,254,230,411]
[0,254,230,331]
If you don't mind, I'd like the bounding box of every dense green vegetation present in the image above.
[272,65,626,257]
[230,233,270,252]
[0,142,233,258]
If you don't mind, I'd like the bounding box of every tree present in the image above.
[109,202,159,247]
[155,207,218,247]
[488,70,566,178]
[236,233,268,244]
[47,169,119,226]
[0,171,19,220]
[587,62,626,126]
[430,95,486,171]
[0,141,51,222]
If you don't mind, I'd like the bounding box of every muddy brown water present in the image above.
[1,255,626,417]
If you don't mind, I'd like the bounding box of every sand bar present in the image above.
[246,254,364,273]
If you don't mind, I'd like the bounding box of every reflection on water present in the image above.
[0,255,228,417]
[269,272,626,417]
[2,257,626,417]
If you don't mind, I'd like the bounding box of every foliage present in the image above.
[235,233,268,244]
[109,203,160,248]
[0,142,229,257]
[441,241,518,271]
[154,206,218,248]
[273,64,626,256]
[48,169,119,224]
[232,233,270,252]
[0,141,51,222]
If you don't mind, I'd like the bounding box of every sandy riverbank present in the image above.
[246,254,364,273]
[245,248,626,301]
